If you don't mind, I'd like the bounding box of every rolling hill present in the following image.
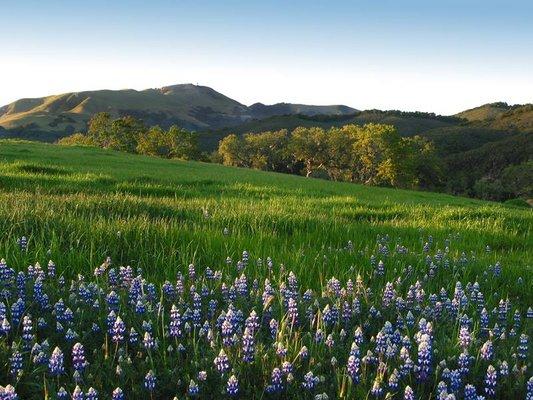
[0,84,357,140]
[456,102,533,131]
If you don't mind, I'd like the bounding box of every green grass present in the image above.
[0,139,531,298]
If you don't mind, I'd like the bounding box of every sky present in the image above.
[1,0,532,115]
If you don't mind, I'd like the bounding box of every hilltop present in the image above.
[0,84,356,140]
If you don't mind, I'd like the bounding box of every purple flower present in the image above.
[266,368,283,393]
[404,385,414,400]
[302,371,319,390]
[518,334,528,360]
[484,365,497,398]
[57,387,68,400]
[464,384,478,400]
[298,346,309,360]
[227,375,239,396]
[214,349,230,374]
[0,384,18,400]
[416,334,432,382]
[242,327,255,362]
[72,385,84,400]
[188,380,199,396]
[85,387,98,400]
[169,305,182,338]
[370,377,382,397]
[72,342,87,373]
[112,316,126,343]
[480,340,493,361]
[347,355,360,383]
[111,388,124,400]
[10,349,22,377]
[287,298,299,326]
[48,346,64,376]
[144,370,156,391]
[143,331,155,350]
[458,326,472,350]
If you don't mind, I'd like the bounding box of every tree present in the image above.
[350,123,403,186]
[288,127,329,177]
[218,134,247,167]
[136,126,174,158]
[244,130,290,171]
[324,126,356,181]
[86,112,145,152]
[110,116,145,153]
[169,126,199,160]
[399,135,442,189]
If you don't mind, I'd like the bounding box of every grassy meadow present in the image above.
[0,140,531,293]
[0,139,532,398]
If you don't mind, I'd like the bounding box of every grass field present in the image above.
[0,139,531,293]
[0,140,531,399]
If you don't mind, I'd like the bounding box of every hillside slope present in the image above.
[456,102,533,131]
[200,110,461,150]
[0,140,529,280]
[0,84,356,139]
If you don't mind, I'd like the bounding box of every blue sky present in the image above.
[1,0,532,114]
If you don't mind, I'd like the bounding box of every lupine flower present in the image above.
[458,326,472,350]
[480,340,493,361]
[484,365,497,397]
[57,387,68,400]
[188,380,199,396]
[299,346,309,360]
[72,385,84,400]
[143,331,155,349]
[72,342,87,373]
[227,375,239,396]
[112,316,126,343]
[526,377,533,400]
[302,371,319,390]
[287,297,299,326]
[0,385,18,400]
[111,388,124,400]
[10,348,22,377]
[144,370,156,391]
[242,327,255,362]
[404,385,415,400]
[518,334,528,360]
[370,377,383,397]
[347,355,360,383]
[266,368,283,393]
[48,346,65,376]
[464,384,478,400]
[214,349,230,374]
[416,334,432,381]
[86,387,98,400]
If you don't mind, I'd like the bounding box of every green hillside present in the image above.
[0,140,530,288]
[0,84,356,139]
[457,102,533,131]
[0,140,531,399]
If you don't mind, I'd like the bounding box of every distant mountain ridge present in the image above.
[0,84,357,141]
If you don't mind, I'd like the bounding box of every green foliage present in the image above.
[217,124,441,190]
[58,132,97,147]
[59,114,200,160]
[87,112,146,152]
[135,125,199,159]
[445,132,532,198]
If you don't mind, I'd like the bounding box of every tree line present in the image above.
[59,112,528,201]
[216,124,442,190]
[59,113,200,160]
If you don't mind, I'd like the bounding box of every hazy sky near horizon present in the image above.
[1,0,532,114]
